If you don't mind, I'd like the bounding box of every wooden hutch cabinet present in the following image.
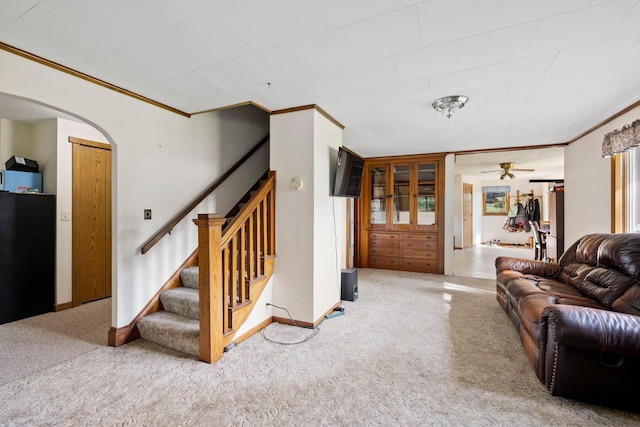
[358,154,445,274]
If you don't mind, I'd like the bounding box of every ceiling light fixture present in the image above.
[432,95,469,119]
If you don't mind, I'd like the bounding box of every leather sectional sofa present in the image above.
[495,233,640,409]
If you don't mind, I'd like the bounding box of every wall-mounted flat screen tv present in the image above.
[333,146,364,198]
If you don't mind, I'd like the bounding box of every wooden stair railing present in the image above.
[193,171,276,363]
[141,134,269,255]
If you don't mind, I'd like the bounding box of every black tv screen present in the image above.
[333,146,364,198]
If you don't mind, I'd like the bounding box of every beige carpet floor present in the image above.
[1,269,638,426]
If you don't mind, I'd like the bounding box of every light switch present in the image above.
[61,211,70,221]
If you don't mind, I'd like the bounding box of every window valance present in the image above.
[602,119,640,157]
[482,185,510,193]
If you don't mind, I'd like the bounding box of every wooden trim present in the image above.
[107,249,198,347]
[271,104,345,129]
[54,301,73,312]
[140,134,269,254]
[5,40,638,148]
[318,301,343,325]
[0,41,190,118]
[611,153,629,233]
[272,301,342,328]
[191,101,271,115]
[221,173,275,246]
[612,156,617,232]
[314,105,345,130]
[452,142,567,157]
[108,324,140,347]
[272,315,315,328]
[346,198,352,269]
[232,317,273,345]
[68,136,111,151]
[565,98,640,145]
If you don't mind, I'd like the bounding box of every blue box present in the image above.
[1,170,43,193]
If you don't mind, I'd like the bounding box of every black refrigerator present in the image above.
[0,191,55,324]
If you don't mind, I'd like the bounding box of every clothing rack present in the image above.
[505,189,541,234]
[512,189,538,205]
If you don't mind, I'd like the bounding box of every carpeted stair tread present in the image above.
[180,266,199,289]
[137,311,199,357]
[160,287,199,319]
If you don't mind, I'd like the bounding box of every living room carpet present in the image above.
[0,269,638,426]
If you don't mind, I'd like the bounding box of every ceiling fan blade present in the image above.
[481,170,503,173]
[512,168,535,172]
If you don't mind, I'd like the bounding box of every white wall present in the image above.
[55,118,110,304]
[0,49,269,327]
[0,118,32,167]
[31,119,57,194]
[270,109,315,322]
[444,153,455,275]
[312,112,344,321]
[563,107,640,245]
[270,108,343,324]
[453,175,463,248]
[453,177,546,247]
[478,180,546,245]
[453,175,485,246]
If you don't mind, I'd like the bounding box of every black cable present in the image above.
[262,303,320,345]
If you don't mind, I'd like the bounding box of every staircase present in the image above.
[137,267,201,356]
[136,171,276,361]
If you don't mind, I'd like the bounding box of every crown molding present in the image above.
[271,104,345,129]
[0,41,190,118]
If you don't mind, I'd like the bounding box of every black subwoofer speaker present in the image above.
[341,269,358,301]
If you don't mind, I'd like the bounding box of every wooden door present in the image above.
[463,183,473,248]
[71,137,112,306]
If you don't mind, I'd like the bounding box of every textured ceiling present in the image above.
[1,0,639,177]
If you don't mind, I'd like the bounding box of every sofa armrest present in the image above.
[495,256,562,278]
[543,305,640,355]
[541,304,640,407]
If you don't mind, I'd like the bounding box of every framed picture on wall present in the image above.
[483,191,510,216]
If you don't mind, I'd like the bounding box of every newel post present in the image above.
[193,213,227,363]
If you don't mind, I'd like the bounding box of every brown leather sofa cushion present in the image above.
[612,285,640,315]
[556,262,596,289]
[599,233,640,278]
[574,234,610,265]
[578,268,637,307]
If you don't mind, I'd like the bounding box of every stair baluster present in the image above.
[195,171,276,363]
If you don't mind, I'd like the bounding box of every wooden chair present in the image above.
[529,220,547,261]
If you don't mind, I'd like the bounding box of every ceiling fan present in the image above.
[481,162,535,180]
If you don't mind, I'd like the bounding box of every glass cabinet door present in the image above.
[370,166,387,226]
[393,164,411,226]
[416,163,437,227]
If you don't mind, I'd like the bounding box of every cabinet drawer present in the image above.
[402,233,436,241]
[402,259,438,272]
[369,237,400,248]
[402,240,437,250]
[369,255,401,269]
[369,246,401,257]
[370,232,401,241]
[402,249,437,259]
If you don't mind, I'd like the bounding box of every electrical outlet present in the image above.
[144,209,152,220]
